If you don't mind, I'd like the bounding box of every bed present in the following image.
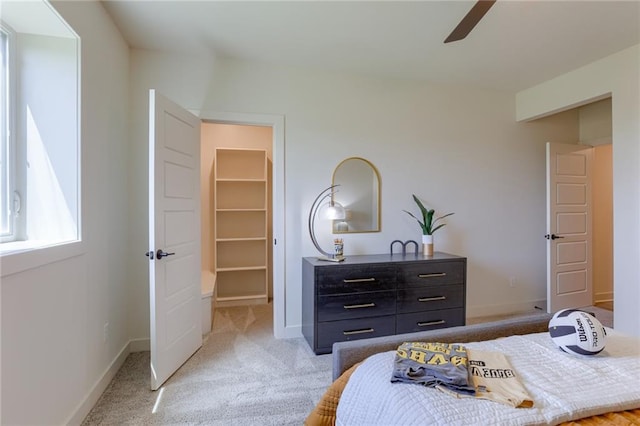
[306,313,640,425]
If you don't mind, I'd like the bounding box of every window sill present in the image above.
[0,239,84,277]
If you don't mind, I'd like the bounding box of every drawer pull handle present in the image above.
[418,296,446,302]
[343,278,376,283]
[343,328,375,336]
[344,302,376,309]
[417,320,446,327]
[418,273,447,278]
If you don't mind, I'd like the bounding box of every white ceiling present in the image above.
[101,0,640,92]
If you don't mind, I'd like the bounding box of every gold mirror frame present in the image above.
[331,157,381,233]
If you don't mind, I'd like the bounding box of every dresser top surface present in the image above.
[303,252,465,267]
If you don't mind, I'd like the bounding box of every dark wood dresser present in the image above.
[302,252,466,354]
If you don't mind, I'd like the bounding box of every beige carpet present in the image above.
[82,303,332,425]
[82,304,612,424]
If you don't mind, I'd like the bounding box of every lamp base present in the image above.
[317,255,346,262]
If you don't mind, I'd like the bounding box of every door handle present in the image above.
[545,234,564,240]
[156,249,175,260]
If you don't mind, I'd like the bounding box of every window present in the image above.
[0,0,80,256]
[1,25,15,242]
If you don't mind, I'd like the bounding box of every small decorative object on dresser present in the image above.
[422,234,434,256]
[302,252,466,354]
[403,194,454,257]
[389,239,419,256]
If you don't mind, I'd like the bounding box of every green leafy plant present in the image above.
[403,194,454,235]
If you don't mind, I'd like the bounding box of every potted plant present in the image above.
[403,194,454,256]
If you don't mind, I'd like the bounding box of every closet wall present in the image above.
[592,144,613,303]
[578,98,613,303]
[201,123,273,303]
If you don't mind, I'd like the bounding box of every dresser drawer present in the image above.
[317,290,396,322]
[396,308,465,334]
[398,261,464,287]
[316,264,395,295]
[397,285,464,314]
[316,315,396,354]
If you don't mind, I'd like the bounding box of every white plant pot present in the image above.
[422,234,434,256]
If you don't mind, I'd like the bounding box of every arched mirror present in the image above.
[332,157,381,233]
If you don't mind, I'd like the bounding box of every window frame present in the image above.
[0,0,82,263]
[0,22,17,243]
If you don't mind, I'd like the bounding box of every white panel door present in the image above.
[149,90,202,390]
[546,142,593,312]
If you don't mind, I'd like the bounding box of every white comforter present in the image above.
[336,330,640,426]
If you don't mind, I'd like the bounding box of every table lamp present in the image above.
[308,184,346,262]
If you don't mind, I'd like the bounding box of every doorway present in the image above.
[591,143,613,310]
[201,123,274,307]
[581,98,614,312]
[197,111,286,338]
[544,98,613,314]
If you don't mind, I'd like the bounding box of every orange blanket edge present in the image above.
[304,363,360,426]
[559,408,640,425]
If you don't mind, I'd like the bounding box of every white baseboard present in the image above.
[64,341,131,425]
[279,324,302,339]
[129,337,150,352]
[466,299,547,320]
[594,292,613,303]
[65,338,151,425]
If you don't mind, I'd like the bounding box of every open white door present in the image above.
[148,90,202,390]
[546,142,593,313]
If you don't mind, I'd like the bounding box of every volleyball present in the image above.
[548,309,607,356]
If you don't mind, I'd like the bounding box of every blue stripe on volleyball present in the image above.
[549,325,577,338]
[565,345,604,356]
[556,309,586,318]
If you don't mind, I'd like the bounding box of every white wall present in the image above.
[0,1,130,424]
[516,44,640,336]
[579,98,612,145]
[129,52,579,337]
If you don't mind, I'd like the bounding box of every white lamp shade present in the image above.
[322,201,346,220]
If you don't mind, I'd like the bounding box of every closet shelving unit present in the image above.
[214,148,268,306]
